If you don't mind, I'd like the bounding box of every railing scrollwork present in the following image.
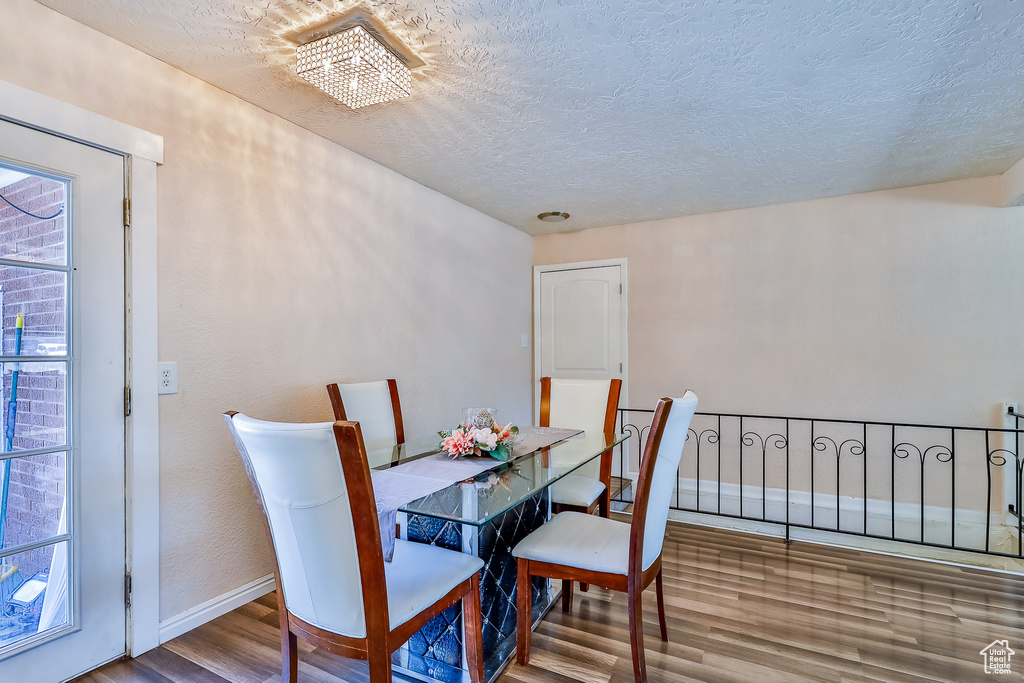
[894,443,953,465]
[813,436,865,460]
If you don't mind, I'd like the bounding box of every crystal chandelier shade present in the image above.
[296,25,412,109]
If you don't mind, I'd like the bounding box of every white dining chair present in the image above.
[223,412,484,683]
[514,392,698,683]
[540,377,622,518]
[326,379,404,452]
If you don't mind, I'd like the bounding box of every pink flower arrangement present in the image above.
[439,421,519,461]
[440,428,476,456]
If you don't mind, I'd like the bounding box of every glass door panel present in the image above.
[0,452,66,552]
[0,165,70,654]
[0,170,66,266]
[0,541,69,651]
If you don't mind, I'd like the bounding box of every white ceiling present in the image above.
[35,0,1024,235]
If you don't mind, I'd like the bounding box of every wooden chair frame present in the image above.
[517,397,674,683]
[539,376,622,518]
[224,413,482,682]
[326,379,405,445]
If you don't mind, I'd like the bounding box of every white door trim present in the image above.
[0,81,163,164]
[0,79,162,656]
[533,258,629,418]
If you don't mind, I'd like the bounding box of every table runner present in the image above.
[372,426,581,561]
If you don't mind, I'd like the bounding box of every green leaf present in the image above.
[490,443,509,461]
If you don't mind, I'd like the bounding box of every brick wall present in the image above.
[0,175,67,579]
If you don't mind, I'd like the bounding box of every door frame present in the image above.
[0,80,163,657]
[532,258,629,420]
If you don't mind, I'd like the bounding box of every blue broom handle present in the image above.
[0,314,23,547]
[5,316,21,451]
[4,376,17,447]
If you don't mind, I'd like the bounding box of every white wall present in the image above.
[535,177,1024,428]
[1,0,533,622]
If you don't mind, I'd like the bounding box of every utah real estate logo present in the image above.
[980,640,1014,675]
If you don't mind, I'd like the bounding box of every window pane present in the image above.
[0,166,67,266]
[0,366,67,452]
[0,541,69,652]
[0,452,66,552]
[0,265,67,357]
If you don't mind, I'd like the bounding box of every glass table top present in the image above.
[365,430,629,527]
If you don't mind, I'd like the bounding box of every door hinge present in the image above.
[123,198,131,229]
[620,362,623,373]
[619,284,622,294]
[124,573,132,608]
[124,386,132,417]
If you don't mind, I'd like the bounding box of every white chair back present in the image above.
[337,381,398,452]
[546,378,614,432]
[547,378,615,478]
[638,392,698,570]
[226,413,369,638]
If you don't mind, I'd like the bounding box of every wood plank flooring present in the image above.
[75,522,1024,682]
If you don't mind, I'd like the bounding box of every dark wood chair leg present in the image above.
[281,616,298,683]
[599,448,612,519]
[368,655,392,683]
[581,496,601,592]
[627,587,647,683]
[561,578,574,612]
[368,630,392,683]
[656,567,668,642]
[516,559,532,666]
[464,574,485,683]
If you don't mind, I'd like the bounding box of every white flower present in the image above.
[473,428,498,451]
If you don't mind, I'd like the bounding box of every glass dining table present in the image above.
[365,429,630,683]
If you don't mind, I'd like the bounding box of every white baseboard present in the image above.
[158,574,275,644]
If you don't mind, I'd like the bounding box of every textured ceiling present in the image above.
[34,0,1024,234]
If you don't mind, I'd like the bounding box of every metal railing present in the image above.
[614,407,1024,557]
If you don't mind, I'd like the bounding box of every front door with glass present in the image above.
[0,121,127,681]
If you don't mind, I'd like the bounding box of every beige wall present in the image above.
[1,0,532,621]
[536,177,1024,428]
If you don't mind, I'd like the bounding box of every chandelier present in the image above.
[296,25,412,109]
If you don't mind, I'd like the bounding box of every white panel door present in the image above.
[536,263,625,418]
[0,121,126,681]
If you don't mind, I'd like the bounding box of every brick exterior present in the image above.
[0,175,67,579]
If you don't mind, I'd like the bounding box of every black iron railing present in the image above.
[614,407,1024,557]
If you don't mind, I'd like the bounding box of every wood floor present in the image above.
[76,522,1024,682]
